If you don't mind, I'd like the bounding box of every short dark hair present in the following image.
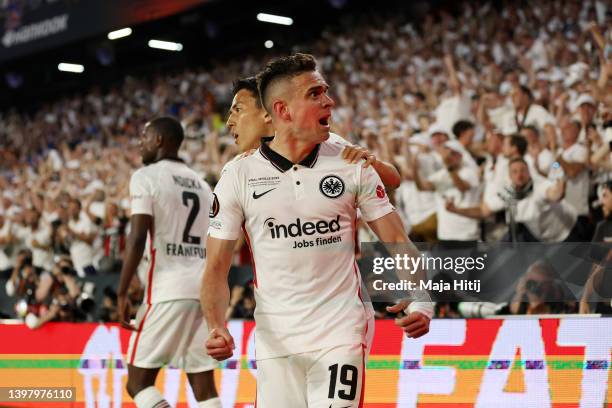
[452,120,475,139]
[509,134,528,156]
[232,76,261,108]
[257,53,318,113]
[149,116,184,148]
[604,180,612,192]
[523,124,539,137]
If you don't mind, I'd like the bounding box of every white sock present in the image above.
[198,397,222,407]
[133,386,170,408]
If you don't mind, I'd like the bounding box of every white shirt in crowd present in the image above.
[428,164,481,241]
[14,225,53,271]
[483,155,507,212]
[558,143,590,216]
[130,159,213,304]
[0,221,13,271]
[68,213,97,277]
[514,179,577,242]
[485,155,547,212]
[6,222,27,268]
[525,37,549,71]
[434,92,472,132]
[502,104,555,135]
[396,148,439,230]
[525,148,554,176]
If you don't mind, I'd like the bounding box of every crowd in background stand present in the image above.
[1,0,611,326]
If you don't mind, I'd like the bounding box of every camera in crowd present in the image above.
[4,253,98,329]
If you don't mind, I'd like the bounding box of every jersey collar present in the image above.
[153,157,185,164]
[259,138,320,172]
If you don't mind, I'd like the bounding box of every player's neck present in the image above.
[269,133,318,164]
[155,152,182,163]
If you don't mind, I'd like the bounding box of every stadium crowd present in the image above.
[1,0,611,325]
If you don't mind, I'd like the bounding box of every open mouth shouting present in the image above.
[318,113,331,130]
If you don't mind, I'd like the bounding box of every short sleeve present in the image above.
[538,149,554,171]
[457,166,479,189]
[129,170,154,216]
[36,227,52,246]
[427,168,453,191]
[220,154,240,176]
[514,180,551,223]
[208,167,244,240]
[357,165,395,222]
[328,132,352,147]
[201,180,214,214]
[533,105,555,128]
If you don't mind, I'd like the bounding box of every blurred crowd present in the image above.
[1,0,611,325]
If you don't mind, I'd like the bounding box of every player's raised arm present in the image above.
[201,236,237,361]
[117,213,152,330]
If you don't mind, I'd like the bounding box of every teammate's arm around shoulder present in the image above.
[201,237,237,361]
[334,132,401,190]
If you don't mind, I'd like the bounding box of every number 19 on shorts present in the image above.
[328,364,358,401]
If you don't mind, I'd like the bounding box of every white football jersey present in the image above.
[130,159,212,303]
[209,140,394,360]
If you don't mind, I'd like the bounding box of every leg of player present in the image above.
[256,355,308,407]
[306,344,366,408]
[365,312,375,357]
[187,371,222,407]
[126,365,170,408]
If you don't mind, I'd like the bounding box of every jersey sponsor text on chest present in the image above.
[264,215,343,248]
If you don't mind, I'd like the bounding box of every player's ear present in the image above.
[154,132,163,147]
[272,100,290,121]
[262,111,272,125]
[263,111,272,126]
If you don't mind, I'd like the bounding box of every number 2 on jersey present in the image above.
[328,363,358,401]
[182,191,201,245]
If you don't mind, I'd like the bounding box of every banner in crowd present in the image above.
[0,0,207,62]
[0,318,610,407]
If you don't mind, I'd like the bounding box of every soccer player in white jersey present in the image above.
[202,54,433,407]
[225,76,402,355]
[118,117,221,408]
[225,76,401,190]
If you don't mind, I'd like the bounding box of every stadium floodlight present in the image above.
[58,63,84,73]
[264,40,274,49]
[256,13,293,26]
[148,39,183,51]
[108,27,132,40]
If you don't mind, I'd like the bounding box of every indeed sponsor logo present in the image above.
[264,215,341,239]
